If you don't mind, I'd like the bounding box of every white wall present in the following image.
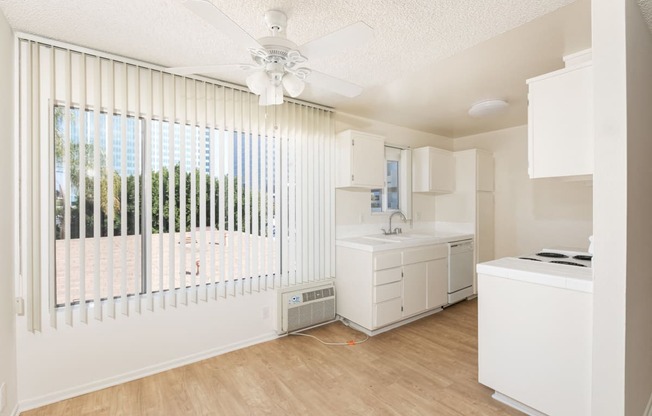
[334,112,453,234]
[623,1,652,414]
[16,291,277,410]
[591,0,628,414]
[591,0,652,413]
[454,125,593,257]
[0,10,18,416]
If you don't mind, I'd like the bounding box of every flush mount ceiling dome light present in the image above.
[468,99,509,117]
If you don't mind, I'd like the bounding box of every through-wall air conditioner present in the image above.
[277,280,336,334]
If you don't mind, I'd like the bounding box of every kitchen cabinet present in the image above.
[476,150,494,192]
[335,129,385,189]
[526,49,593,179]
[435,149,494,294]
[412,146,455,193]
[477,268,592,416]
[336,242,449,334]
[426,258,448,309]
[402,262,427,316]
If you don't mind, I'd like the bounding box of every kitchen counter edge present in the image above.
[477,257,593,293]
[336,233,474,252]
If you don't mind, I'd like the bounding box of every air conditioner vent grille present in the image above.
[303,287,334,302]
[278,281,336,334]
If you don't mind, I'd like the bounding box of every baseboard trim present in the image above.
[18,331,278,412]
[492,391,548,416]
[11,403,20,416]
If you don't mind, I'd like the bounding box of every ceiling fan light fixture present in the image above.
[468,99,509,118]
[246,70,269,95]
[259,84,283,106]
[282,73,305,97]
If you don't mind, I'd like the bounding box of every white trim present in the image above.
[12,35,21,305]
[491,392,548,416]
[17,331,279,412]
[10,403,19,416]
[14,32,332,112]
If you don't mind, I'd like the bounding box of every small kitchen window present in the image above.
[371,146,411,216]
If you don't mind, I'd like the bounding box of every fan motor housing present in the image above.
[264,10,287,33]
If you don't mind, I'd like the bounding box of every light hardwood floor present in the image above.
[23,299,522,415]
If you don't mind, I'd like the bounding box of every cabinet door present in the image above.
[351,133,385,187]
[429,149,455,193]
[374,298,403,328]
[476,151,494,192]
[426,258,448,309]
[402,263,427,316]
[476,192,495,264]
[412,147,454,193]
[528,65,593,178]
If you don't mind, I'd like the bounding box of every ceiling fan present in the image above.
[169,0,374,105]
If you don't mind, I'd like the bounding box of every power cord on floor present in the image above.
[289,331,370,346]
[288,318,370,346]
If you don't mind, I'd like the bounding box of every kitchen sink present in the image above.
[361,233,433,243]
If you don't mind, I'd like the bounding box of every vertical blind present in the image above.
[18,36,335,331]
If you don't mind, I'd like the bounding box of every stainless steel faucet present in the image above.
[382,210,407,235]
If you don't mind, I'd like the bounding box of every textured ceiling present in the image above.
[0,0,598,137]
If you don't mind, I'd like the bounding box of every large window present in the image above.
[19,38,335,329]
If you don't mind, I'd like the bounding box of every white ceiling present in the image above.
[0,0,646,137]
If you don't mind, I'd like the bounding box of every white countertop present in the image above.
[336,232,474,252]
[477,257,593,293]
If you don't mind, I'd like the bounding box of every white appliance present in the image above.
[517,248,592,268]
[277,280,336,334]
[448,239,474,304]
[477,248,593,416]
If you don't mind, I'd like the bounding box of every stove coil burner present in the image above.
[550,260,586,267]
[536,252,569,258]
[573,255,592,261]
[518,257,542,261]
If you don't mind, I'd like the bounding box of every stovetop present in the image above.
[517,249,592,268]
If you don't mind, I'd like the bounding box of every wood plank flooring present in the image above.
[23,299,522,415]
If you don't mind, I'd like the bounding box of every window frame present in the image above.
[371,145,411,217]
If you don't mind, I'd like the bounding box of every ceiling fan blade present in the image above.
[305,71,363,98]
[167,64,256,76]
[183,0,262,50]
[299,21,373,61]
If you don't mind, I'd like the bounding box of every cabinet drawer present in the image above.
[403,244,447,264]
[374,282,402,303]
[373,297,403,328]
[374,251,402,270]
[374,267,402,286]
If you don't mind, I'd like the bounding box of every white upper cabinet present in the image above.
[527,49,593,179]
[335,130,385,189]
[476,150,495,192]
[412,146,455,193]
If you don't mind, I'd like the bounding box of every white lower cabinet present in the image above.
[373,298,403,328]
[336,243,449,333]
[426,258,448,309]
[402,262,427,316]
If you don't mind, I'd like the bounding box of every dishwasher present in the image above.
[448,239,474,304]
